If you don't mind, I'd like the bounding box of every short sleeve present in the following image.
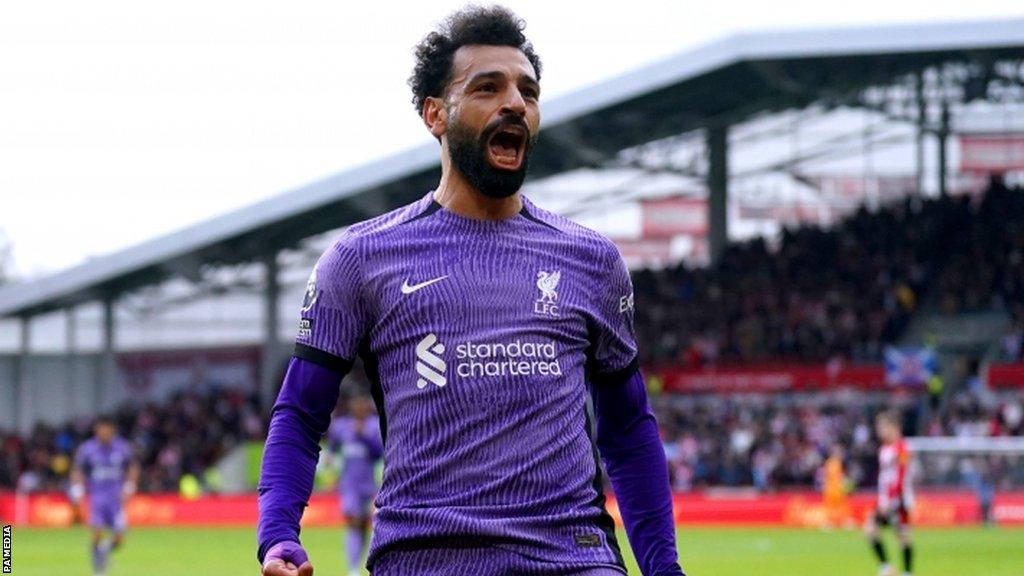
[293,231,370,369]
[586,241,639,383]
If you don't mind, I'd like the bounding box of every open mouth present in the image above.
[486,125,527,170]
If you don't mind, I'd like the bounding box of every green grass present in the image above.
[6,525,1022,575]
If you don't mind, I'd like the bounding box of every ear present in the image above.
[422,96,448,139]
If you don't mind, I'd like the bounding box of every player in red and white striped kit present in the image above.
[865,410,914,576]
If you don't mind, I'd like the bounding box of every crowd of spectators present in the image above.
[934,178,1024,316]
[0,387,265,493]
[633,180,1024,366]
[4,384,1019,494]
[653,394,891,492]
[654,389,1024,493]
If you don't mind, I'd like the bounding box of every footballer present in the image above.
[865,411,914,576]
[70,416,139,576]
[257,5,684,575]
[328,396,384,576]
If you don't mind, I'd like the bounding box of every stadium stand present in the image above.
[4,181,1023,495]
[632,182,1024,366]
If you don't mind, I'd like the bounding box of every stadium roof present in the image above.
[3,17,1024,318]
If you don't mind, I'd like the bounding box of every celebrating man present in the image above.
[257,5,684,575]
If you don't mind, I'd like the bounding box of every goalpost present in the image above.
[904,436,1024,524]
[906,436,1024,454]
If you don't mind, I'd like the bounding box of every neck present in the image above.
[433,154,522,220]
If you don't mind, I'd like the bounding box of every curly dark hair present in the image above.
[409,4,542,115]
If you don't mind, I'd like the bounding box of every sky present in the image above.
[1,0,1022,278]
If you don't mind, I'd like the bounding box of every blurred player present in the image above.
[328,396,383,576]
[821,443,851,529]
[69,416,139,576]
[256,5,684,576]
[865,411,914,576]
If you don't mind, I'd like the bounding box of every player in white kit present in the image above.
[865,411,914,576]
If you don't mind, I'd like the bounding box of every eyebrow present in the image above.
[467,70,540,92]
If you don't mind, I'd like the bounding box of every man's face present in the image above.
[350,397,372,419]
[439,45,541,198]
[875,418,895,442]
[95,422,115,444]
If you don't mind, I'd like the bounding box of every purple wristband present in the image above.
[263,540,309,567]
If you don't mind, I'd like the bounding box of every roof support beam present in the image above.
[15,316,30,433]
[261,252,281,405]
[938,102,951,197]
[916,72,927,192]
[66,307,77,422]
[98,297,116,414]
[707,124,729,265]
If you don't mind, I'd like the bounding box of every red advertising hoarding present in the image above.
[960,134,1024,173]
[640,197,708,239]
[4,491,1021,528]
[652,364,887,394]
[985,363,1024,389]
[117,346,261,395]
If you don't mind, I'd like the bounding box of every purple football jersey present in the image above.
[328,416,383,494]
[74,437,133,507]
[294,190,637,571]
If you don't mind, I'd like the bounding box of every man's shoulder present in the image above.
[77,438,97,455]
[314,192,435,267]
[337,192,435,244]
[521,196,622,262]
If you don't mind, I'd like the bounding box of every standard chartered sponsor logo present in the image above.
[455,339,562,377]
[416,333,447,389]
[343,442,369,458]
[91,466,122,481]
[415,334,563,388]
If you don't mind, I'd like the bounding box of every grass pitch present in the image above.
[7,525,1022,575]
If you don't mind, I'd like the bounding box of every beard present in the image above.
[446,112,537,199]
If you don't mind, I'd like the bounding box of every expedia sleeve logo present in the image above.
[618,291,634,313]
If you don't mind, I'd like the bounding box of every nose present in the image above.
[501,86,527,116]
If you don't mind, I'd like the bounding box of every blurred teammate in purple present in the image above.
[70,416,139,576]
[257,5,684,576]
[328,396,383,576]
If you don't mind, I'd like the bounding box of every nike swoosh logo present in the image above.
[401,275,449,294]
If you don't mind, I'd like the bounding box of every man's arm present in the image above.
[123,461,140,501]
[69,455,86,524]
[585,239,683,576]
[591,365,684,576]
[257,230,370,575]
[257,355,350,567]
